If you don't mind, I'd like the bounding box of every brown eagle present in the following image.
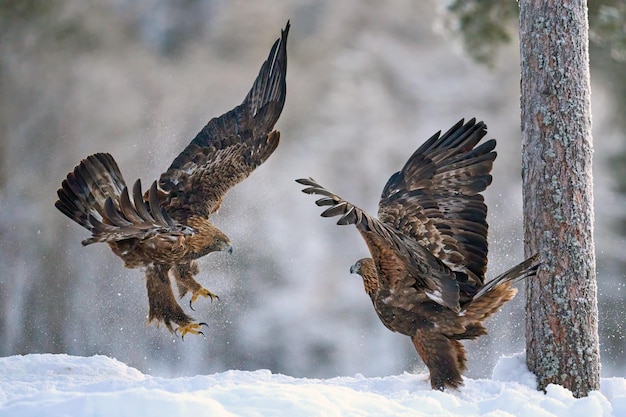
[55,22,289,337]
[297,118,540,390]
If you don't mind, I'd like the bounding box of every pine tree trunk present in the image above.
[519,0,600,397]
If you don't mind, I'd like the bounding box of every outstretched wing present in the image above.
[378,119,496,290]
[297,178,461,311]
[159,22,289,220]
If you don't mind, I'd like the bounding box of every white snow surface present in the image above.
[1,353,625,417]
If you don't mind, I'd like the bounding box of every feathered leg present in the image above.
[171,261,219,310]
[145,263,205,337]
[450,339,468,374]
[412,330,463,390]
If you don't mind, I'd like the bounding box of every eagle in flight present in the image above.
[297,119,540,390]
[55,22,289,337]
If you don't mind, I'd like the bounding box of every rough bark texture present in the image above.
[520,0,600,397]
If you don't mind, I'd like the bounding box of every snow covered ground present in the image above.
[0,353,624,417]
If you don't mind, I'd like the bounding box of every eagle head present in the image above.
[350,260,363,275]
[350,258,379,297]
[350,258,375,276]
[186,216,233,256]
[212,234,233,254]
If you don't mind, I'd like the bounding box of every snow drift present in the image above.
[0,353,625,417]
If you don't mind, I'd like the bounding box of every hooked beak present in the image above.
[226,245,233,255]
[349,264,358,274]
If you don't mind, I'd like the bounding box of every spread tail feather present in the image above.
[473,253,541,301]
[56,153,192,245]
[55,153,126,232]
[455,255,540,334]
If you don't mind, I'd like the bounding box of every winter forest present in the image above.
[1,0,625,388]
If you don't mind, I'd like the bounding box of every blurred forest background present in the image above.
[1,0,625,379]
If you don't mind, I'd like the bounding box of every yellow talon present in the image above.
[190,288,219,308]
[176,322,207,339]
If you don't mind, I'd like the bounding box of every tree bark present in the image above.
[520,0,600,397]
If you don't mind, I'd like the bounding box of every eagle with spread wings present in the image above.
[55,22,289,337]
[297,118,540,390]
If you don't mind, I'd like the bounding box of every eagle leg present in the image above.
[450,339,468,374]
[171,261,219,311]
[145,263,203,336]
[411,331,464,391]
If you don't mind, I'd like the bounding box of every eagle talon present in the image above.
[176,322,205,340]
[189,287,220,310]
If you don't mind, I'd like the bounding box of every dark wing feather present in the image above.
[159,22,289,220]
[55,153,127,230]
[55,153,193,246]
[297,177,460,311]
[378,119,496,289]
[82,179,195,246]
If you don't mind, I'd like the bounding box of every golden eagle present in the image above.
[297,118,540,390]
[55,22,289,337]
